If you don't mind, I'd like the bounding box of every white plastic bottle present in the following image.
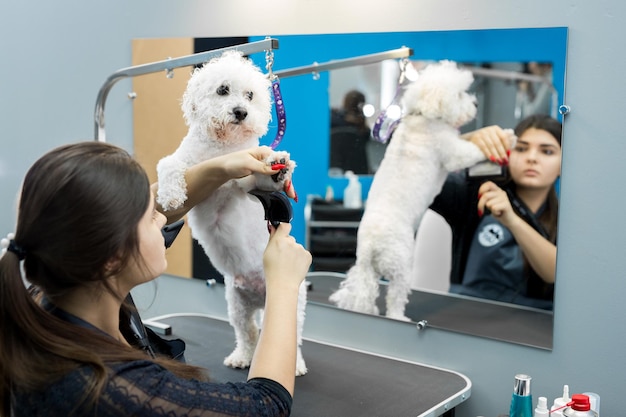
[551,385,571,417]
[343,170,362,209]
[534,397,549,417]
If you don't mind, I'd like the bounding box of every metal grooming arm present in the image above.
[272,51,557,118]
[273,46,413,79]
[463,65,559,118]
[94,38,279,141]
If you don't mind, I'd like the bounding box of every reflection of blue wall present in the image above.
[250,28,568,245]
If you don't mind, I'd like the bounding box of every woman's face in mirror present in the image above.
[509,128,562,191]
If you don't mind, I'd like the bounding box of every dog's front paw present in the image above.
[267,151,294,184]
[254,151,297,197]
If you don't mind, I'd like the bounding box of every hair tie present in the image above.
[6,239,26,261]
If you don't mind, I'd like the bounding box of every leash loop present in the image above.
[269,79,286,149]
[265,45,286,149]
[372,59,411,143]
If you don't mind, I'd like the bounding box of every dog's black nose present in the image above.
[233,107,248,121]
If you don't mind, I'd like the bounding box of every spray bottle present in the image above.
[343,170,362,209]
[509,374,533,417]
[562,394,598,417]
[582,392,600,416]
[551,385,571,417]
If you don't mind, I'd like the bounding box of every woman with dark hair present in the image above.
[0,141,311,416]
[330,90,372,174]
[431,114,562,309]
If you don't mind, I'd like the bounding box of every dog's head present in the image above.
[182,50,272,144]
[401,60,477,128]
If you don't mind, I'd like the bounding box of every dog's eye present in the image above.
[246,91,254,101]
[216,85,230,96]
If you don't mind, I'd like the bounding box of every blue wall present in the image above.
[249,28,567,244]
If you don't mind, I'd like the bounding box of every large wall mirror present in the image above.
[131,27,568,350]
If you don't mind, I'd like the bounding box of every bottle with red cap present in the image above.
[563,394,598,417]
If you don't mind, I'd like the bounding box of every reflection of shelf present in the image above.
[305,196,364,273]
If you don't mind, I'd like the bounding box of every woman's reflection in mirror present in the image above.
[430,114,562,309]
[329,90,372,175]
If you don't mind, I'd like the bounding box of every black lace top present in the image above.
[13,364,291,416]
[12,297,292,416]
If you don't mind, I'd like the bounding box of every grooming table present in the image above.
[152,314,470,417]
[306,272,553,350]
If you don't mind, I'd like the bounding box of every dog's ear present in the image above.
[181,88,197,126]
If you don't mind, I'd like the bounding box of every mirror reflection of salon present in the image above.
[329,90,375,176]
[328,60,556,179]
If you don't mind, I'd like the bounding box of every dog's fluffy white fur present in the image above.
[156,50,307,375]
[329,60,486,320]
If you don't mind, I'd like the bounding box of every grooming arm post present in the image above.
[94,38,279,142]
[273,47,414,79]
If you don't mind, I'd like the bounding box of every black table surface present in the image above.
[155,315,470,417]
[305,273,553,350]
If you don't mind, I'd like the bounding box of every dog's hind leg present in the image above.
[223,281,262,369]
[329,261,380,315]
[383,265,413,321]
[378,238,415,321]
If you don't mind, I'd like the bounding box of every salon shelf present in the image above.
[304,196,364,273]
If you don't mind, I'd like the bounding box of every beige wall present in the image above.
[132,38,194,278]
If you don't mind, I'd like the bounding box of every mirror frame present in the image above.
[249,28,567,350]
[133,28,568,350]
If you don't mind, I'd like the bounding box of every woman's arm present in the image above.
[247,223,311,395]
[152,146,296,224]
[461,125,515,164]
[502,215,557,283]
[477,181,556,283]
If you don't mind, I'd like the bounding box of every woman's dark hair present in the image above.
[512,114,562,299]
[342,90,367,129]
[0,142,205,413]
[514,113,562,147]
[512,113,561,243]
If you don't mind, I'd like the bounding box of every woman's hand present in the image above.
[154,146,297,223]
[221,146,276,178]
[263,223,311,291]
[477,181,557,284]
[462,125,515,165]
[477,181,519,228]
[219,146,297,200]
[248,222,311,394]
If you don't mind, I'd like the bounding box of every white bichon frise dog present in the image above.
[329,60,487,320]
[156,50,308,375]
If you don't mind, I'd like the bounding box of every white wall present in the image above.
[2,1,625,416]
